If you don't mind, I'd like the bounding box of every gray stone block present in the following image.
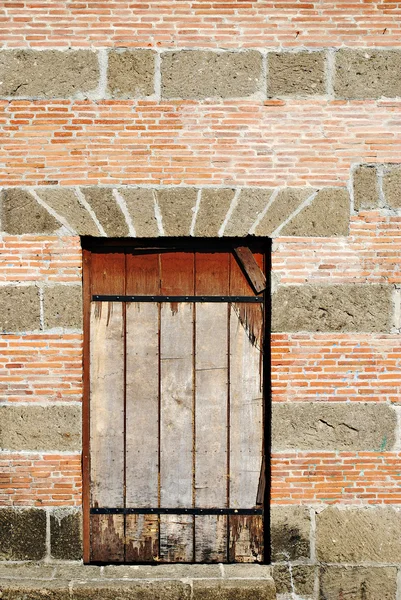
[268,51,326,97]
[38,188,100,235]
[353,165,380,211]
[71,581,192,600]
[334,49,401,99]
[50,509,83,561]
[272,403,396,451]
[319,566,397,600]
[0,404,81,451]
[43,285,83,330]
[103,564,222,579]
[1,189,59,234]
[194,189,235,237]
[270,506,311,561]
[272,284,393,332]
[224,188,273,237]
[255,188,313,236]
[107,50,155,98]
[281,188,350,237]
[156,188,198,236]
[383,165,401,209]
[192,580,276,600]
[273,564,315,596]
[0,286,40,333]
[0,508,46,560]
[161,50,263,99]
[0,50,99,98]
[119,188,159,238]
[317,507,401,563]
[82,187,129,237]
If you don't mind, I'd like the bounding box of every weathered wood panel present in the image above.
[90,252,125,295]
[90,514,124,563]
[195,515,227,563]
[228,515,263,563]
[126,252,160,295]
[125,514,159,562]
[159,515,193,562]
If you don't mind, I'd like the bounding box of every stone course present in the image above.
[267,51,326,97]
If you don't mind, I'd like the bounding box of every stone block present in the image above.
[0,404,81,451]
[71,581,192,600]
[103,564,222,579]
[50,508,82,560]
[107,50,155,98]
[161,50,263,99]
[267,51,326,97]
[224,188,273,237]
[1,189,59,234]
[0,286,40,333]
[273,564,315,597]
[0,50,99,98]
[192,579,276,600]
[38,188,100,235]
[270,506,311,561]
[383,165,401,209]
[334,49,401,99]
[319,566,397,600]
[194,189,235,237]
[316,506,401,562]
[353,165,380,211]
[0,508,46,560]
[281,188,350,237]
[119,188,160,237]
[272,284,392,332]
[272,403,396,451]
[43,285,83,330]
[222,565,273,579]
[156,188,198,236]
[0,582,74,600]
[82,187,129,237]
[255,188,313,236]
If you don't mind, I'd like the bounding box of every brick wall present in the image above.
[0,1,401,598]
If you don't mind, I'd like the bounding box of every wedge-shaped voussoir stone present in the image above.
[254,188,314,236]
[194,189,235,237]
[281,188,350,236]
[107,50,155,98]
[272,284,392,332]
[353,165,380,210]
[319,566,397,600]
[82,187,129,237]
[0,50,99,98]
[0,286,40,332]
[224,188,273,236]
[267,51,326,97]
[161,50,263,99]
[38,188,100,235]
[118,188,159,237]
[383,165,401,209]
[334,49,401,99]
[43,285,83,330]
[270,506,311,561]
[1,189,59,234]
[156,188,198,236]
[272,403,396,451]
[317,507,401,562]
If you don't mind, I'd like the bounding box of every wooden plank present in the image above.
[82,249,91,563]
[159,515,193,563]
[90,302,125,511]
[126,252,160,295]
[195,515,227,563]
[90,514,124,563]
[195,252,230,295]
[233,247,266,294]
[126,514,159,562]
[228,515,263,563]
[230,251,264,297]
[160,251,194,296]
[90,252,125,295]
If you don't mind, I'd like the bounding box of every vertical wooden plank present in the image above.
[82,250,91,564]
[126,514,159,562]
[90,514,125,563]
[90,301,125,562]
[126,252,160,295]
[228,515,263,563]
[160,251,194,296]
[90,252,126,295]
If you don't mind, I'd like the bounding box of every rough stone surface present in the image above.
[319,566,397,600]
[272,284,393,332]
[272,403,396,451]
[0,50,99,98]
[268,51,326,97]
[317,507,401,562]
[273,564,315,596]
[194,189,235,237]
[161,50,263,99]
[334,49,401,99]
[0,509,46,560]
[0,286,40,333]
[72,581,192,600]
[255,188,313,236]
[50,509,82,560]
[1,189,59,234]
[224,188,273,236]
[353,166,380,211]
[43,285,83,330]
[270,506,311,561]
[156,188,198,236]
[0,404,81,451]
[383,165,401,209]
[38,188,100,235]
[281,188,350,237]
[82,187,129,237]
[102,565,222,580]
[107,50,155,98]
[192,580,276,600]
[119,188,160,237]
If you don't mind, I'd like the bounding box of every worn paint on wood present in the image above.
[125,514,159,562]
[159,515,193,562]
[233,247,266,294]
[90,514,124,563]
[195,515,227,563]
[228,515,263,563]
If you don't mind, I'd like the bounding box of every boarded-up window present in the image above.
[82,242,267,564]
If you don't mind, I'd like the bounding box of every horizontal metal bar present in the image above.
[92,295,263,303]
[90,507,263,516]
